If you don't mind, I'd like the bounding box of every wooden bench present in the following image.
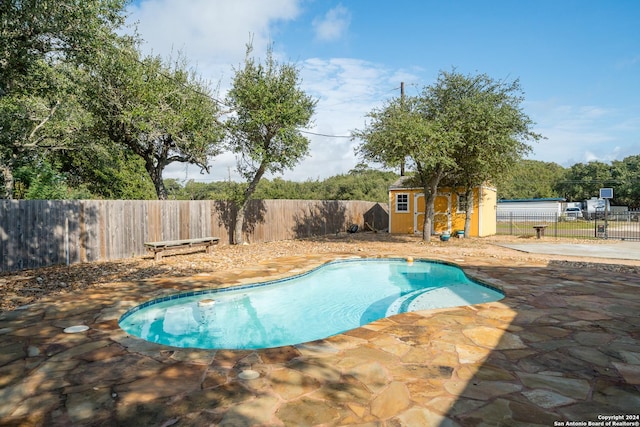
[144,237,220,261]
[533,225,547,239]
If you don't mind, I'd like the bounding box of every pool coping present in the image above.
[118,256,505,323]
[118,257,506,350]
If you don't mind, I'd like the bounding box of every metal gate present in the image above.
[594,210,640,240]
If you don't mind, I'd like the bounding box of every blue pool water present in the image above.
[118,258,503,350]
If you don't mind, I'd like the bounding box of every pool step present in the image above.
[385,288,435,316]
[386,284,480,316]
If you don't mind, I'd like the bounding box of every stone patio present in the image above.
[1,236,639,426]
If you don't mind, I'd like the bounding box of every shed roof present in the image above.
[389,176,418,190]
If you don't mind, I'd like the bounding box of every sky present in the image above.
[126,0,640,183]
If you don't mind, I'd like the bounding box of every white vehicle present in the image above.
[563,207,583,220]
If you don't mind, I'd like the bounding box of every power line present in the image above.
[300,130,351,138]
[104,47,409,140]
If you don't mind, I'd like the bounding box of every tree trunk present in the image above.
[233,199,248,245]
[146,159,167,200]
[233,162,267,244]
[421,185,437,242]
[419,166,445,242]
[1,163,15,199]
[154,178,168,200]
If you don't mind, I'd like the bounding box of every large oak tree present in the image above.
[0,0,128,198]
[355,70,540,241]
[442,72,542,235]
[81,42,224,199]
[354,93,458,241]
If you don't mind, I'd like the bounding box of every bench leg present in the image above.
[206,245,214,255]
[155,251,162,261]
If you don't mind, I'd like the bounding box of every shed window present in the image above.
[396,194,409,212]
[457,193,472,213]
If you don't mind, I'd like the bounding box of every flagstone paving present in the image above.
[1,237,639,426]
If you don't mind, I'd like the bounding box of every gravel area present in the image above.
[2,233,639,313]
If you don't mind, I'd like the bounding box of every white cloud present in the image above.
[126,0,302,183]
[127,0,301,84]
[283,58,421,180]
[527,100,639,166]
[312,5,351,42]
[163,57,421,182]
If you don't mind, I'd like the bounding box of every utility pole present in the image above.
[400,82,405,176]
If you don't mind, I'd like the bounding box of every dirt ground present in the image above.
[1,233,639,313]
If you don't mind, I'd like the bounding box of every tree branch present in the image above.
[28,100,60,141]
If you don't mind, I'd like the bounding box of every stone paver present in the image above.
[1,237,639,426]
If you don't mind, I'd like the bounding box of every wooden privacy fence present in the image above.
[0,199,388,272]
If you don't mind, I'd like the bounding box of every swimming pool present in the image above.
[119,258,503,350]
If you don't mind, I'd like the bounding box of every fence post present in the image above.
[509,212,513,235]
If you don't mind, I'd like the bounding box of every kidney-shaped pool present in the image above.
[118,258,503,350]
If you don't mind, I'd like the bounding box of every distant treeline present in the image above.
[165,156,640,209]
[499,156,640,208]
[165,169,399,203]
[7,157,640,208]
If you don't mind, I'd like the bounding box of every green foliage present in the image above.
[1,0,127,93]
[443,71,541,193]
[55,142,157,199]
[355,69,540,240]
[556,161,616,202]
[0,60,93,197]
[166,179,246,202]
[498,160,567,199]
[552,157,640,208]
[164,168,398,203]
[354,93,449,241]
[1,3,639,210]
[14,160,92,199]
[226,46,317,182]
[498,157,640,209]
[318,169,397,202]
[225,44,316,243]
[0,0,128,198]
[81,41,225,199]
[612,155,640,209]
[354,96,431,169]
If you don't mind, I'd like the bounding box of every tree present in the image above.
[225,46,316,244]
[556,161,615,202]
[82,41,225,199]
[55,141,157,199]
[443,72,542,235]
[1,0,128,198]
[612,155,640,209]
[498,160,566,199]
[354,78,460,241]
[0,60,94,198]
[319,168,398,202]
[1,0,127,88]
[356,70,542,240]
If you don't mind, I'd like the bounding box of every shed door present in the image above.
[414,193,451,234]
[434,193,451,234]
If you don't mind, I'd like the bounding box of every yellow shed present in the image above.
[388,177,497,237]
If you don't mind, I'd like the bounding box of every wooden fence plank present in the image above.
[0,199,386,272]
